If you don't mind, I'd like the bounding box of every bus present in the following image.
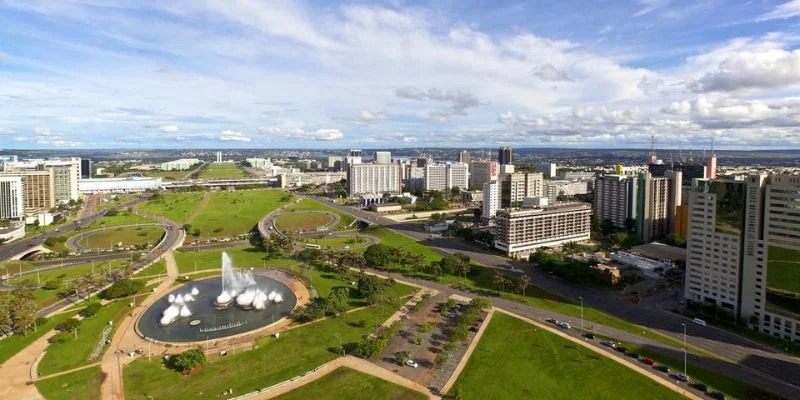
[304,243,321,249]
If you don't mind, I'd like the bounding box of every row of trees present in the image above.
[529,250,613,287]
[0,285,38,337]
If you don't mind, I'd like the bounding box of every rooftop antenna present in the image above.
[688,143,694,162]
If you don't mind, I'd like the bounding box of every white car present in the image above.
[406,360,419,368]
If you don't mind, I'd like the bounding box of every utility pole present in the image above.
[579,296,584,332]
[682,323,687,378]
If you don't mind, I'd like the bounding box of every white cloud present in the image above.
[357,110,386,124]
[257,126,343,141]
[533,64,572,82]
[599,25,614,34]
[314,128,343,141]
[689,46,800,93]
[219,129,251,142]
[159,124,179,132]
[396,87,483,122]
[759,0,800,21]
[662,94,800,129]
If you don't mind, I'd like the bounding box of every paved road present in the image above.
[0,196,150,262]
[318,197,800,399]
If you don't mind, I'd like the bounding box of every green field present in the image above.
[300,234,372,250]
[77,211,153,232]
[767,246,800,294]
[124,302,403,399]
[449,313,683,400]
[189,190,289,238]
[78,225,164,249]
[286,198,356,229]
[275,367,426,400]
[10,259,127,287]
[196,163,249,179]
[137,192,207,224]
[36,365,102,400]
[0,312,77,365]
[131,259,168,280]
[38,300,130,376]
[97,194,137,211]
[140,170,189,181]
[275,212,335,233]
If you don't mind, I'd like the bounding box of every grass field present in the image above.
[10,259,128,286]
[137,192,207,224]
[286,198,356,229]
[275,212,335,233]
[78,225,164,249]
[76,211,154,232]
[0,312,78,365]
[97,194,137,211]
[767,246,800,294]
[131,259,168,280]
[275,367,426,400]
[189,190,289,238]
[140,170,189,181]
[196,163,249,179]
[449,313,683,400]
[36,365,102,400]
[38,300,130,375]
[124,302,403,399]
[300,234,372,250]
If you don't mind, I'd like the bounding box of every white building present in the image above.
[482,181,499,220]
[79,177,162,193]
[536,162,557,178]
[0,224,25,243]
[544,180,591,203]
[246,158,274,170]
[424,163,447,191]
[447,162,470,191]
[161,158,202,171]
[348,163,401,197]
[280,172,346,187]
[0,176,24,220]
[216,151,223,163]
[45,158,81,203]
[374,151,392,164]
[494,204,592,258]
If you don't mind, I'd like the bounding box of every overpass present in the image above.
[5,245,52,261]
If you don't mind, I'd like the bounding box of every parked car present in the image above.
[676,373,690,382]
[546,318,558,324]
[582,333,595,340]
[654,365,670,374]
[708,391,725,400]
[406,360,419,368]
[399,314,409,320]
[689,383,708,392]
[614,346,628,353]
[557,322,571,329]
[692,318,707,326]
[641,358,656,366]
[601,340,616,348]
[625,352,640,359]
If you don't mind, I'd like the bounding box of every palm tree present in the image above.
[517,275,530,297]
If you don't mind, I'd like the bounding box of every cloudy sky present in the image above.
[1,0,800,150]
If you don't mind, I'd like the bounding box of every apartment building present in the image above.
[494,203,592,258]
[348,163,401,197]
[0,176,24,219]
[637,172,671,242]
[469,161,498,190]
[374,151,392,164]
[161,158,202,171]
[500,172,544,207]
[594,175,637,229]
[482,181,499,220]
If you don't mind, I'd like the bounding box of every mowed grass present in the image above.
[36,365,102,400]
[78,211,154,231]
[79,225,164,249]
[0,311,77,364]
[140,170,189,181]
[38,300,131,376]
[286,198,356,229]
[767,246,800,294]
[124,302,403,400]
[275,367,426,400]
[196,163,249,179]
[137,192,207,224]
[449,313,683,400]
[190,190,289,238]
[275,212,334,233]
[300,234,372,250]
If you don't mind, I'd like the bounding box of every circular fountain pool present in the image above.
[137,275,297,343]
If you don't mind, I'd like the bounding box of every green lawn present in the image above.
[36,365,102,400]
[10,259,127,286]
[275,367,426,400]
[275,212,335,233]
[300,234,372,250]
[286,198,357,229]
[767,246,800,294]
[190,190,290,238]
[37,300,131,376]
[196,163,249,179]
[97,194,137,211]
[124,301,403,400]
[0,312,78,365]
[449,313,683,400]
[75,211,154,233]
[140,170,189,181]
[131,259,168,280]
[137,192,207,224]
[78,225,164,249]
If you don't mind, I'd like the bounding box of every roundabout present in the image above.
[66,224,167,251]
[273,210,339,234]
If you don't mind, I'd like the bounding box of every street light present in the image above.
[579,296,584,332]
[681,323,687,378]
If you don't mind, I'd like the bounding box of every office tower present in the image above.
[469,161,498,190]
[499,172,543,208]
[348,163,401,197]
[405,166,425,192]
[498,146,513,165]
[459,150,471,164]
[706,154,717,179]
[636,172,670,242]
[0,170,56,214]
[499,164,515,174]
[482,181,499,220]
[0,176,24,219]
[650,162,706,186]
[216,151,223,162]
[45,158,81,203]
[424,163,447,191]
[446,162,470,191]
[374,151,392,164]
[416,154,432,168]
[535,162,557,178]
[347,149,363,166]
[80,159,92,179]
[664,170,683,234]
[544,180,591,203]
[494,203,592,258]
[647,135,657,165]
[327,156,344,171]
[593,175,637,230]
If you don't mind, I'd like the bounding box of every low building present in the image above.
[0,223,25,243]
[424,221,453,233]
[79,177,162,193]
[372,203,402,213]
[494,203,592,259]
[161,158,202,171]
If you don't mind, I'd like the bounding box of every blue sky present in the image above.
[1,0,799,150]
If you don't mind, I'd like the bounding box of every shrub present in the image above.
[169,349,206,374]
[43,279,62,291]
[55,318,81,332]
[82,302,102,317]
[49,331,73,344]
[101,279,145,299]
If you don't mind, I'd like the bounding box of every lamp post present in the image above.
[579,296,584,332]
[682,323,687,378]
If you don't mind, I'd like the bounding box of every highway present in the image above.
[318,197,800,399]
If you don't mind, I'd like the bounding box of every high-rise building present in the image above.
[374,151,392,164]
[0,170,55,215]
[469,161,498,190]
[216,151,223,163]
[348,163,401,197]
[446,162,470,191]
[0,176,24,220]
[664,170,684,234]
[424,163,447,191]
[535,162,557,178]
[498,146,513,165]
[494,203,592,259]
[482,181,499,220]
[706,154,717,179]
[45,159,81,203]
[80,159,92,179]
[346,149,363,166]
[404,166,425,192]
[459,150,471,164]
[636,172,670,242]
[543,180,591,203]
[500,172,544,208]
[686,175,800,341]
[593,175,637,229]
[327,156,344,171]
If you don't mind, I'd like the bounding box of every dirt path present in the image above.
[185,191,212,224]
[0,329,56,400]
[33,361,101,382]
[243,355,440,400]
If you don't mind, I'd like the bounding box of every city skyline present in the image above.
[1,0,800,150]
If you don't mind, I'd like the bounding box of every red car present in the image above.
[642,358,656,366]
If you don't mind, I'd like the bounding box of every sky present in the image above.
[1,0,800,150]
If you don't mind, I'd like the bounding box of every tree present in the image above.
[82,302,102,317]
[517,275,531,297]
[10,292,37,335]
[492,271,508,295]
[363,244,394,269]
[171,349,206,375]
[469,297,492,311]
[296,248,324,264]
[407,253,426,278]
[328,287,350,309]
[356,336,384,359]
[0,293,13,336]
[357,274,390,304]
[101,279,145,299]
[395,351,410,366]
